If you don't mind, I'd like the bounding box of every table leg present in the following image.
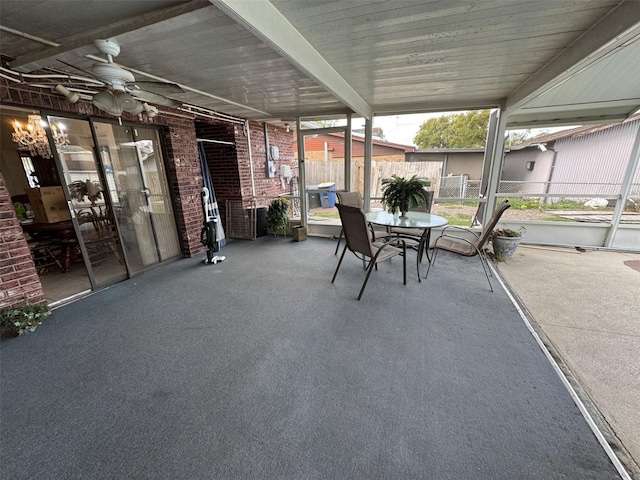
[416,229,435,283]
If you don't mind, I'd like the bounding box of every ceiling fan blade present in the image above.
[131,81,184,95]
[56,59,102,82]
[130,89,182,108]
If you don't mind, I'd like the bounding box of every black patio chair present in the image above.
[332,203,406,300]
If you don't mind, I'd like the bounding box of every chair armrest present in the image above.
[435,232,475,246]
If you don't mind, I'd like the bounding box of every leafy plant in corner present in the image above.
[266,197,290,235]
[491,226,527,239]
[381,174,431,216]
[0,299,51,337]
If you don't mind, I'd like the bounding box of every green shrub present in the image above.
[266,197,290,235]
[0,300,51,336]
[503,197,540,210]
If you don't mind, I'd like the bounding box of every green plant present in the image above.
[266,197,290,235]
[380,174,430,215]
[0,299,51,336]
[503,197,541,210]
[492,226,526,238]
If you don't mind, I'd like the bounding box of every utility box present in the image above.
[307,186,321,209]
[26,187,71,223]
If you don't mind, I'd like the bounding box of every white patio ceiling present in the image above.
[1,0,639,127]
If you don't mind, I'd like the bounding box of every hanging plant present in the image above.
[266,197,290,235]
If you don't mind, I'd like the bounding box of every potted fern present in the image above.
[381,174,431,217]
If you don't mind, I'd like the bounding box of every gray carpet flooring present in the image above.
[1,236,621,479]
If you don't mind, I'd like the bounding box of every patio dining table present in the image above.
[365,211,448,282]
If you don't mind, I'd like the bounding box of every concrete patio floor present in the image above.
[0,237,633,479]
[496,245,640,479]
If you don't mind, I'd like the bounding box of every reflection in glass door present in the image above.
[50,116,127,287]
[94,122,181,275]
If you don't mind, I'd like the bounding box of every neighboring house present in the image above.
[506,114,640,202]
[296,132,414,163]
[296,132,416,194]
[407,149,485,180]
[405,149,485,199]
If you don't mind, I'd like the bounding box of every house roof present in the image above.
[414,148,486,154]
[299,132,415,153]
[1,1,638,128]
[509,112,640,150]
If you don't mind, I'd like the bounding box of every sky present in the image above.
[346,112,574,147]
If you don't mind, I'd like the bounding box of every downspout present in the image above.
[245,120,256,197]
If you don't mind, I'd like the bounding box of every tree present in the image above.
[316,120,337,127]
[414,110,490,148]
[413,110,545,148]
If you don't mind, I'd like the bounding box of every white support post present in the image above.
[605,122,640,247]
[482,105,507,226]
[345,113,352,192]
[296,117,307,227]
[363,119,373,212]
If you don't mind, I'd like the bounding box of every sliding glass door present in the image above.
[93,122,181,275]
[49,116,127,287]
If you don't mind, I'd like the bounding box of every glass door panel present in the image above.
[300,127,347,223]
[49,116,127,286]
[93,122,180,275]
[133,128,181,261]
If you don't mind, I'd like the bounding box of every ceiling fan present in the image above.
[55,39,184,118]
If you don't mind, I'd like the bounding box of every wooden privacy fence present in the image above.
[305,160,443,197]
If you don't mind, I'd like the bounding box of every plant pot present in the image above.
[492,235,522,259]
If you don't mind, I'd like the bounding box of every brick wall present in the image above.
[196,122,241,222]
[196,121,298,237]
[0,174,45,310]
[245,121,298,208]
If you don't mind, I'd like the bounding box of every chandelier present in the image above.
[11,115,69,159]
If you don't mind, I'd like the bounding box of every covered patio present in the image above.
[1,2,639,479]
[0,237,628,479]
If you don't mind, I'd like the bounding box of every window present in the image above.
[20,155,39,187]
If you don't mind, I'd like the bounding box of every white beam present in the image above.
[506,2,640,112]
[212,0,372,120]
[483,104,508,226]
[363,119,373,212]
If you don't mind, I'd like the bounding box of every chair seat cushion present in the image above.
[432,236,477,256]
[371,241,404,262]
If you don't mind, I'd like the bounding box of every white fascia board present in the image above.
[212,0,372,120]
[506,2,640,112]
